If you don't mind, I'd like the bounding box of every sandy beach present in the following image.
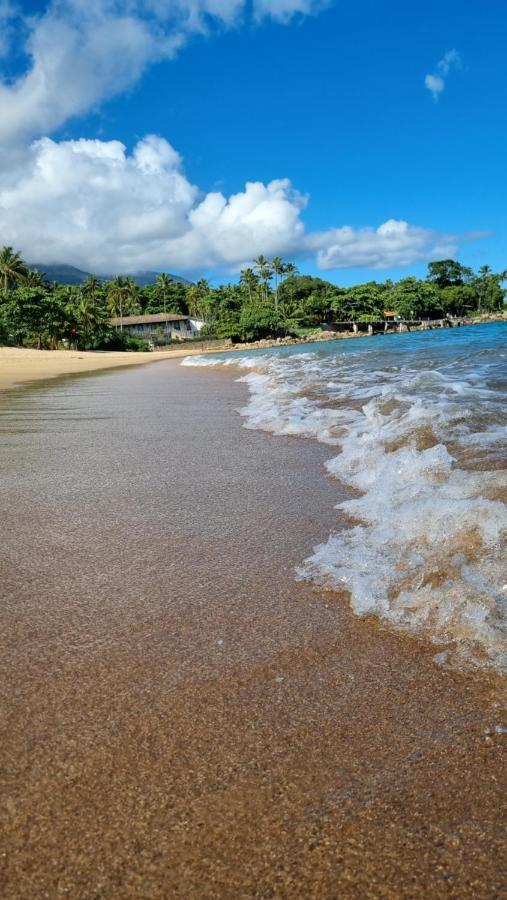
[0,345,223,392]
[0,358,505,898]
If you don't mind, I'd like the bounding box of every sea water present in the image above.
[183,323,507,674]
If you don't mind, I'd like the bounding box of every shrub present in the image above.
[92,330,150,352]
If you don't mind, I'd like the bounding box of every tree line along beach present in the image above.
[0,246,505,353]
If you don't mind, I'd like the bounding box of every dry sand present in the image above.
[0,345,218,392]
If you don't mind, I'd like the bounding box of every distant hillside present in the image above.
[29,263,90,285]
[29,263,191,287]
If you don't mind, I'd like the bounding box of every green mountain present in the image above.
[29,263,191,287]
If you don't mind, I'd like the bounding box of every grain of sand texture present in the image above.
[0,360,505,898]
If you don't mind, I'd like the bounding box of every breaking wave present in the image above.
[183,324,507,674]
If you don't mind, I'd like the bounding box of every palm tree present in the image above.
[271,256,284,311]
[476,265,494,313]
[278,262,298,315]
[59,285,80,304]
[0,246,28,292]
[239,267,259,303]
[155,273,173,315]
[106,276,140,328]
[187,279,215,330]
[253,255,272,303]
[25,268,48,288]
[76,296,104,343]
[283,262,299,280]
[82,274,103,302]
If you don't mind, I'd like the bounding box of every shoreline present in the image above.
[1,359,505,897]
[1,315,504,393]
[0,344,223,392]
[227,312,506,352]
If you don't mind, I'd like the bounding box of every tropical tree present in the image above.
[154,273,173,315]
[475,265,490,313]
[145,278,188,315]
[106,276,140,325]
[75,296,106,345]
[473,266,506,313]
[427,259,473,287]
[239,267,259,303]
[2,286,69,348]
[187,279,215,326]
[253,255,273,303]
[283,262,299,279]
[276,265,303,318]
[271,256,285,310]
[81,274,104,302]
[0,246,28,292]
[384,277,441,319]
[439,284,477,317]
[57,284,80,305]
[25,268,48,288]
[152,272,187,313]
[239,299,283,342]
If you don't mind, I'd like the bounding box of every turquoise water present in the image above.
[220,318,506,366]
[184,323,507,673]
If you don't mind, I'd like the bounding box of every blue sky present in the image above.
[0,0,505,282]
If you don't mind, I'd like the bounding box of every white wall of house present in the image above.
[123,320,197,341]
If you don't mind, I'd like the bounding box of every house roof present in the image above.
[109,313,189,326]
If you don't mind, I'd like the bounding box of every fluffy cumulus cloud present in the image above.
[0,134,458,274]
[0,135,305,272]
[310,219,457,270]
[0,0,328,142]
[424,49,463,101]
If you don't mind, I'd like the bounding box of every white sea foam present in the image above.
[183,328,507,673]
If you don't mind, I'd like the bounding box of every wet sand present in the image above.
[0,361,505,898]
[0,345,224,392]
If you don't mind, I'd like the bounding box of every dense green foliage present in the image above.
[180,257,505,340]
[0,250,189,350]
[0,246,504,350]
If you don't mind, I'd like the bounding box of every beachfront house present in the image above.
[108,313,201,343]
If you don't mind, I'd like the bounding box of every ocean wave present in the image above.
[183,327,507,674]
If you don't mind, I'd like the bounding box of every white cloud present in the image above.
[0,0,328,143]
[309,219,457,270]
[424,73,444,99]
[0,136,196,272]
[0,134,459,274]
[254,0,331,23]
[425,49,462,101]
[174,178,307,269]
